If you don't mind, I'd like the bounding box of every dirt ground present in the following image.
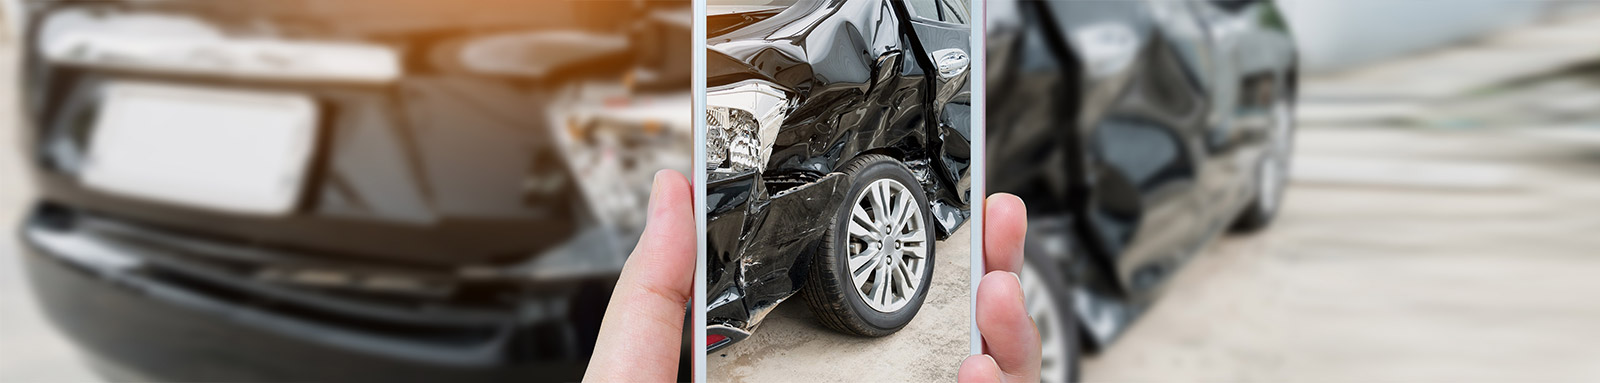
[707,226,971,383]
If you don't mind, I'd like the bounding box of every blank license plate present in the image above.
[82,82,319,215]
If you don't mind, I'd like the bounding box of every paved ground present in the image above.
[707,226,970,383]
[1081,126,1600,382]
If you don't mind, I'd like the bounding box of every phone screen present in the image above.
[696,0,982,381]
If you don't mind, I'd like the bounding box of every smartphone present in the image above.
[695,0,983,381]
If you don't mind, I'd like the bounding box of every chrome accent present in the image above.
[933,48,970,80]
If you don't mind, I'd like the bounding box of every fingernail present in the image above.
[1007,272,1025,305]
[648,170,666,218]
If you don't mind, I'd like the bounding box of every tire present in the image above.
[1023,253,1081,383]
[801,154,936,337]
[1232,79,1295,233]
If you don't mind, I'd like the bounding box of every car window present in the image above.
[905,0,942,21]
[939,0,969,24]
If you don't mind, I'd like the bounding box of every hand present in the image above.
[584,170,696,382]
[959,193,1042,383]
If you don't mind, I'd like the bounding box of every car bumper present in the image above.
[704,172,847,352]
[19,205,615,383]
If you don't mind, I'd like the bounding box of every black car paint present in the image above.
[986,0,1296,348]
[705,0,971,351]
[18,1,689,381]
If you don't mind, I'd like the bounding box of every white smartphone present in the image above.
[696,0,984,381]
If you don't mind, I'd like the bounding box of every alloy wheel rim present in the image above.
[1023,262,1071,383]
[846,179,928,313]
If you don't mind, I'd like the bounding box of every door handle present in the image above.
[933,48,969,80]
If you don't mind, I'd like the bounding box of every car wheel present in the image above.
[1232,80,1295,232]
[801,154,935,337]
[1023,253,1081,383]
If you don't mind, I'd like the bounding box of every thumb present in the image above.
[584,170,696,382]
[958,354,1006,383]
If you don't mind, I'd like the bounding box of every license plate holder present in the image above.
[82,82,319,216]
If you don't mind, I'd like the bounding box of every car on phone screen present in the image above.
[15,1,689,381]
[986,0,1298,381]
[704,0,973,352]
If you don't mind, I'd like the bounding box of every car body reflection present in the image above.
[15,1,689,381]
[987,0,1298,381]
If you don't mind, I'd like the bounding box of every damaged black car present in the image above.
[986,0,1298,382]
[15,0,688,382]
[705,0,972,352]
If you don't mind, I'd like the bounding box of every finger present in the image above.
[957,354,1005,383]
[584,170,696,382]
[977,270,1042,382]
[984,193,1027,274]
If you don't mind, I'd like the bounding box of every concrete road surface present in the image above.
[707,226,970,383]
[1082,126,1600,382]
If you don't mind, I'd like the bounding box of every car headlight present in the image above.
[706,81,789,181]
[551,82,693,232]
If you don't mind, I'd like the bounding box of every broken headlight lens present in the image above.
[706,107,759,171]
[554,82,693,232]
[706,81,789,181]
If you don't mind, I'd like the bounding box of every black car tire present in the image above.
[801,154,936,337]
[1023,253,1081,383]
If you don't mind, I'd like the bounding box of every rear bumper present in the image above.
[19,205,614,382]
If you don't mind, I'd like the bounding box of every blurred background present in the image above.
[1078,1,1600,381]
[4,0,1600,382]
[3,1,688,382]
[990,0,1600,382]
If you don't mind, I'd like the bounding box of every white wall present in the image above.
[2,0,21,43]
[1281,0,1551,73]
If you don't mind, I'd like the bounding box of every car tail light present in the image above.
[707,334,728,346]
